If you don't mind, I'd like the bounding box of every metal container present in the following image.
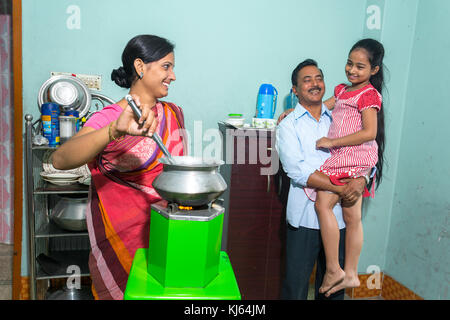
[37,75,92,118]
[59,115,77,144]
[49,81,79,107]
[46,286,93,300]
[50,195,88,231]
[152,156,227,206]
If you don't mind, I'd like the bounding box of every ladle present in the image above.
[125,94,175,164]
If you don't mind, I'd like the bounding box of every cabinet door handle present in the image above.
[267,175,270,193]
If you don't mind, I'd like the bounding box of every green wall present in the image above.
[384,0,450,300]
[20,0,449,299]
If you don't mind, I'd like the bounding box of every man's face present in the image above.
[292,65,325,106]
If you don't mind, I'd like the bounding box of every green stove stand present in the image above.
[147,204,224,288]
[124,249,241,300]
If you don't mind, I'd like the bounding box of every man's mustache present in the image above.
[309,87,322,92]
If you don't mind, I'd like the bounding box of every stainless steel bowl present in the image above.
[152,156,227,206]
[50,195,88,231]
[37,75,92,118]
[49,81,79,107]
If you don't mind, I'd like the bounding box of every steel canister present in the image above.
[41,102,61,146]
[64,109,80,132]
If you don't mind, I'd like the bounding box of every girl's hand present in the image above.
[316,137,334,149]
[324,96,336,110]
[277,108,294,124]
[114,94,159,138]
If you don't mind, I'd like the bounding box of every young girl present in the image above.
[306,38,386,297]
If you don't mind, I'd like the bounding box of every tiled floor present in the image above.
[307,283,383,300]
[0,243,13,300]
[0,244,386,301]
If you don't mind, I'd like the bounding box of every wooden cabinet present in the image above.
[219,123,289,300]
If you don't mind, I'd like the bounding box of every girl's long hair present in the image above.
[350,39,385,189]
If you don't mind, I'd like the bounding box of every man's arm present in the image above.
[276,118,366,203]
[306,171,366,204]
[276,119,317,188]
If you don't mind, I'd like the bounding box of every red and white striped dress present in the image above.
[304,83,381,201]
[321,83,381,181]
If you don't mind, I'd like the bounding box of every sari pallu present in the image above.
[86,101,186,300]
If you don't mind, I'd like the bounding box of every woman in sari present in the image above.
[52,35,187,300]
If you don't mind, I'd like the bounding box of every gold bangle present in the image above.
[108,121,120,142]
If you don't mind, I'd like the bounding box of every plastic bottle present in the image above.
[41,102,61,147]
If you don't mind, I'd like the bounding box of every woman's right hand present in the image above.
[114,94,159,138]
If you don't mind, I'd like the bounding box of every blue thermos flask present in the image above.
[256,84,278,119]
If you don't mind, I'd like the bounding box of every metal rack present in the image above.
[25,114,91,299]
[25,91,116,299]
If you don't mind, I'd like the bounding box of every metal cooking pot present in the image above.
[152,156,227,206]
[50,194,88,231]
[46,285,93,300]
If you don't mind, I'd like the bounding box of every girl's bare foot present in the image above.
[325,274,360,297]
[319,268,345,294]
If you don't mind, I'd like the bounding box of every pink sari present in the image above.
[85,101,186,300]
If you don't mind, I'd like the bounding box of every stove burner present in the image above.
[178,205,193,211]
[167,203,209,213]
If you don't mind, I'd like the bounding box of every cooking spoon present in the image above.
[125,94,175,164]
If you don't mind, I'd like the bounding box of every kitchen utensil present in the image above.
[125,94,175,164]
[226,113,245,127]
[49,80,79,107]
[38,75,92,118]
[50,194,88,231]
[152,156,227,206]
[46,285,93,300]
[40,172,82,180]
[41,150,91,185]
[36,253,64,275]
[256,84,278,119]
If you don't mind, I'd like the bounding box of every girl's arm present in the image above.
[316,107,378,148]
[324,96,335,110]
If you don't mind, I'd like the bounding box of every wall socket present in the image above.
[50,71,102,91]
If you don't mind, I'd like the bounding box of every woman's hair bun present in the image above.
[111,66,131,88]
[112,35,174,89]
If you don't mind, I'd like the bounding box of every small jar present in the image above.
[226,113,245,127]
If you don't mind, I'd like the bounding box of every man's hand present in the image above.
[339,177,366,207]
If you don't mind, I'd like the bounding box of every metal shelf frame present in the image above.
[25,114,91,300]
